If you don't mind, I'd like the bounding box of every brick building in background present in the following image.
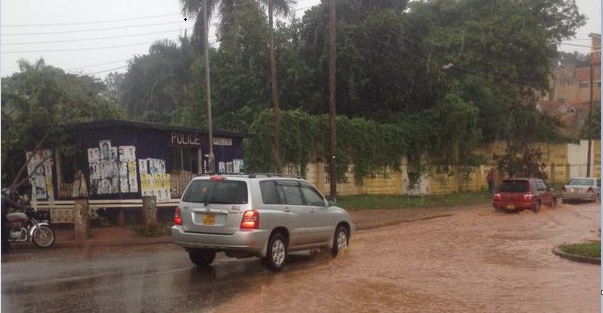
[540,33,601,138]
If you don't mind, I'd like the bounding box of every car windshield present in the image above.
[499,181,529,193]
[568,179,594,186]
[182,180,248,204]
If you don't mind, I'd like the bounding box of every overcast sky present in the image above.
[1,0,600,80]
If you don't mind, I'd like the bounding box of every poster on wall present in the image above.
[139,158,171,202]
[26,150,54,200]
[88,141,138,195]
[233,159,244,173]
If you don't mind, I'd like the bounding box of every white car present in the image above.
[560,177,601,203]
[171,173,353,271]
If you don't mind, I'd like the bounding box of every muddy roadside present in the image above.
[349,201,489,231]
[48,201,490,246]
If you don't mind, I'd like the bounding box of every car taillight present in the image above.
[211,175,226,181]
[240,210,259,229]
[493,193,501,201]
[522,194,534,202]
[174,206,182,225]
[561,187,566,192]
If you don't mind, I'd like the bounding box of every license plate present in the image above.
[506,204,515,210]
[203,213,215,225]
[573,188,579,193]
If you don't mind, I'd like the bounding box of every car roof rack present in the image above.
[248,173,284,178]
[196,172,246,177]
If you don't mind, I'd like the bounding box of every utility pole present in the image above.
[328,0,337,198]
[269,0,281,174]
[203,0,215,173]
[586,60,594,177]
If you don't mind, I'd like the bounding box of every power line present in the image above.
[3,29,194,46]
[3,21,188,36]
[87,65,130,75]
[1,41,158,54]
[67,59,129,71]
[2,13,180,27]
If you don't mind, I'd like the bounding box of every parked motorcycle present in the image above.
[6,206,55,248]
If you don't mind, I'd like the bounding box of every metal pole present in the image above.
[204,0,215,173]
[328,0,337,198]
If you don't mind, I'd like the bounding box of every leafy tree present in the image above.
[581,106,601,139]
[408,0,585,178]
[1,59,123,188]
[120,37,196,121]
[102,71,125,103]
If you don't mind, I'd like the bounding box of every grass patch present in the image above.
[336,191,492,211]
[558,242,601,259]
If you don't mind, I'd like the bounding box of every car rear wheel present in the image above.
[264,233,287,272]
[188,249,216,267]
[533,201,541,213]
[331,226,349,257]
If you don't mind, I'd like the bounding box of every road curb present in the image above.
[552,247,601,265]
[355,213,454,231]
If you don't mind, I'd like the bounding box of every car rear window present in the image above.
[182,179,248,204]
[499,180,529,193]
[568,179,594,186]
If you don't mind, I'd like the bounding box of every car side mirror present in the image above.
[327,196,336,206]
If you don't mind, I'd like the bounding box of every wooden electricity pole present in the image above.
[269,0,281,174]
[328,0,337,198]
[203,0,215,173]
[587,60,594,177]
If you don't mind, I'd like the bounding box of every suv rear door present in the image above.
[274,180,317,246]
[179,177,248,235]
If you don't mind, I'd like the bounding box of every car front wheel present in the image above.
[264,233,287,272]
[331,226,349,257]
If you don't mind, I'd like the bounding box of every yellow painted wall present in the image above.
[287,141,601,196]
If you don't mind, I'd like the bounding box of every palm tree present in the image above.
[180,0,219,172]
[179,0,295,173]
[265,0,296,173]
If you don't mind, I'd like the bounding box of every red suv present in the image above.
[492,178,557,212]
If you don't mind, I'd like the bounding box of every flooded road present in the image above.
[214,202,601,313]
[2,202,600,312]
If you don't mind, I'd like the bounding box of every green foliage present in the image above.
[120,37,196,122]
[580,106,601,139]
[245,107,483,185]
[1,59,123,188]
[246,109,412,180]
[337,191,490,211]
[558,242,601,259]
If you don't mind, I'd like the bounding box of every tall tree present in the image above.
[408,0,585,177]
[180,0,295,172]
[120,36,195,122]
[1,59,123,188]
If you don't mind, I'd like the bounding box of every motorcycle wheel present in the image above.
[32,226,55,248]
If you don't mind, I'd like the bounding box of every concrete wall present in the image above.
[292,141,601,196]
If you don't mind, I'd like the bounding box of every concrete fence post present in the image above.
[142,196,157,231]
[73,199,90,241]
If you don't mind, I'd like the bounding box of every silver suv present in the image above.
[171,173,353,271]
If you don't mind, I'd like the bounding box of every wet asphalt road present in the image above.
[1,201,600,312]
